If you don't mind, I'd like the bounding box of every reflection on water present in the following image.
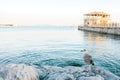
[0,26,119,76]
[83,31,120,47]
[86,32,107,46]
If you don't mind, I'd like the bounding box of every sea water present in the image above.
[0,26,119,78]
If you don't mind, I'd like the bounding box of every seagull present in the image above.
[84,53,94,65]
[81,49,86,52]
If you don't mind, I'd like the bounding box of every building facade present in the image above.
[84,12,119,27]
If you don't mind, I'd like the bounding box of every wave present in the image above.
[0,64,119,80]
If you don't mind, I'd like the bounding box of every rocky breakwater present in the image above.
[0,64,119,80]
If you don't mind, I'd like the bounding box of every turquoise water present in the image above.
[0,26,120,76]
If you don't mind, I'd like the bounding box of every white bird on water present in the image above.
[84,53,94,65]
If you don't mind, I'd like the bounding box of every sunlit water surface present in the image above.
[0,26,120,76]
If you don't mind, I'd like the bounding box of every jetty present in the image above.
[78,12,120,35]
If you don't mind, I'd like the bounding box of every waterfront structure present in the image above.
[84,12,119,27]
[78,12,120,35]
[78,26,120,35]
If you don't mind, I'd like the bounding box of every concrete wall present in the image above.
[78,26,120,35]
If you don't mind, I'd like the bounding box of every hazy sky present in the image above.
[0,0,120,26]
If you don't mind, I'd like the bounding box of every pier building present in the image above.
[84,12,119,27]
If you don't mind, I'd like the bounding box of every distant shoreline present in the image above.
[0,24,14,26]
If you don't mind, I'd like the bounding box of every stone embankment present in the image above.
[78,26,120,35]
